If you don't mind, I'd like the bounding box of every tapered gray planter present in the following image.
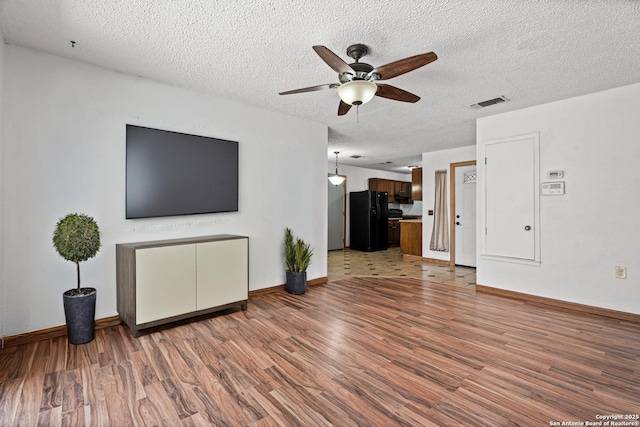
[63,287,96,345]
[285,271,307,295]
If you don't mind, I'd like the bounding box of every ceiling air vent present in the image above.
[468,96,510,110]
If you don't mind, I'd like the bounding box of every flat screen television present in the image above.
[126,124,238,219]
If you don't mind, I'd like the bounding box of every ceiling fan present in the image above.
[279,44,437,116]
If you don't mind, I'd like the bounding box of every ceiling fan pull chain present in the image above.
[357,105,360,123]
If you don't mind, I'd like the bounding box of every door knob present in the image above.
[524,225,531,231]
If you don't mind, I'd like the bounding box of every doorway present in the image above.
[450,161,476,267]
[327,176,346,250]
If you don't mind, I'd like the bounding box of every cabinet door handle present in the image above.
[524,225,532,231]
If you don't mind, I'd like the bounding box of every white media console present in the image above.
[116,234,249,337]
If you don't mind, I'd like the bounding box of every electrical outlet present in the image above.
[615,266,627,279]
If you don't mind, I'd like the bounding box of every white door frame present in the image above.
[449,160,476,266]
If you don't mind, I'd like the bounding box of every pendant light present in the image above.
[328,151,345,186]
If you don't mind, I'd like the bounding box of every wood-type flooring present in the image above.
[1,277,639,426]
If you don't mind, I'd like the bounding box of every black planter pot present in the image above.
[63,287,97,345]
[285,271,307,295]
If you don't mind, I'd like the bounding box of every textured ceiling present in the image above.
[1,1,639,173]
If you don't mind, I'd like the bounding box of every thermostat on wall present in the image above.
[548,170,564,179]
[541,181,565,195]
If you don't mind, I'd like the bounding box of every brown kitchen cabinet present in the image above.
[369,178,386,193]
[388,219,400,246]
[400,220,422,257]
[368,178,413,204]
[412,167,422,201]
[368,178,393,202]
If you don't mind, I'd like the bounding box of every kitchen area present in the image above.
[329,164,475,284]
[357,167,423,258]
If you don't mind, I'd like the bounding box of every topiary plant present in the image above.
[284,228,313,273]
[52,213,101,294]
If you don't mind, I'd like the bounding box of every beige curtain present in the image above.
[430,170,449,252]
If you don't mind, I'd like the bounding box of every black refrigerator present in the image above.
[350,190,389,252]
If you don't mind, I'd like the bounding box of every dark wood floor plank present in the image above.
[206,360,269,421]
[60,405,85,427]
[36,406,61,427]
[268,387,333,426]
[242,386,294,426]
[40,370,64,411]
[128,349,160,388]
[187,385,233,426]
[14,373,44,426]
[98,365,136,426]
[0,347,18,383]
[161,377,198,419]
[1,276,639,426]
[3,343,32,380]
[181,411,211,427]
[154,337,200,388]
[115,359,147,407]
[132,396,163,427]
[139,333,179,382]
[396,402,441,427]
[192,363,255,426]
[27,341,51,375]
[452,382,542,426]
[61,369,84,414]
[80,362,105,408]
[85,399,109,427]
[143,381,183,425]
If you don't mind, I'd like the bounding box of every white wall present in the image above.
[326,163,409,247]
[0,36,5,340]
[0,45,328,337]
[421,146,476,260]
[477,82,640,315]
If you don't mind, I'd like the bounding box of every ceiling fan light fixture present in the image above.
[337,80,377,106]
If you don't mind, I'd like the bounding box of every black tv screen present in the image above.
[126,125,238,219]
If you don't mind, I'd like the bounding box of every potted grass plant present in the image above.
[284,228,313,294]
[52,213,101,344]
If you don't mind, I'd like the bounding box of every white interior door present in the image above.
[484,135,538,260]
[455,165,477,267]
[328,179,345,250]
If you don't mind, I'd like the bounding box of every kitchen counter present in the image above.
[400,219,422,258]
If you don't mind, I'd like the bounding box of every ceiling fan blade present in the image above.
[313,45,355,75]
[375,84,421,103]
[338,100,352,116]
[372,52,437,81]
[279,83,339,95]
